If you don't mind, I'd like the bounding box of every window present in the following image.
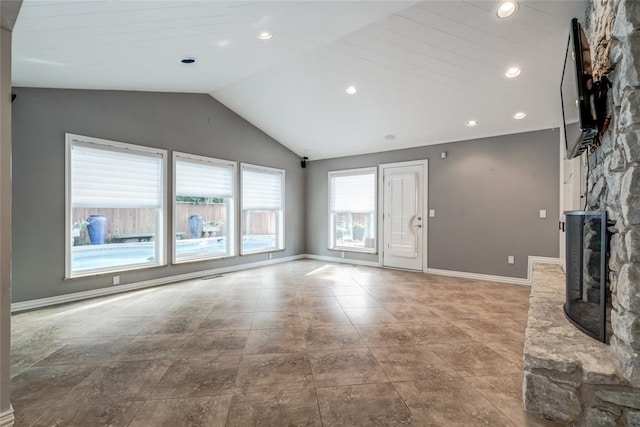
[65,134,166,277]
[329,168,377,252]
[173,153,236,263]
[241,163,285,254]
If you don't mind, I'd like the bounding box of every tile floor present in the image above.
[10,260,558,426]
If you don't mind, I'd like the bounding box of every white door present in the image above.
[381,162,426,271]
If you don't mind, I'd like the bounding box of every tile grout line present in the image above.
[303,280,385,427]
[467,379,524,426]
[26,362,101,427]
[349,276,465,422]
[358,322,423,422]
[338,291,419,420]
[311,366,326,427]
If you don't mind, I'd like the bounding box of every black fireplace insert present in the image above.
[564,210,609,342]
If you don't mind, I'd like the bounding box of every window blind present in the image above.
[331,172,375,212]
[242,168,283,210]
[176,158,233,198]
[71,143,162,208]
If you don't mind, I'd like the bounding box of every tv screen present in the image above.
[561,18,597,159]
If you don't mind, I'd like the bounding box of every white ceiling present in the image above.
[13,0,588,160]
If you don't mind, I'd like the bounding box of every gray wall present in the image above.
[11,86,560,302]
[11,88,305,302]
[306,129,560,279]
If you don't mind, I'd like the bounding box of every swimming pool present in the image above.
[71,235,277,271]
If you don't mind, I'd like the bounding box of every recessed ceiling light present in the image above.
[181,57,196,64]
[513,112,527,120]
[257,32,273,40]
[385,134,396,141]
[505,67,521,78]
[497,2,518,18]
[346,86,357,95]
[465,120,478,127]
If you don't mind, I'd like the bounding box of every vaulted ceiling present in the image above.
[12,1,588,159]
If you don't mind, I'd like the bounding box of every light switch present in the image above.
[429,209,436,217]
[539,209,547,219]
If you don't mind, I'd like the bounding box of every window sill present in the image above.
[240,248,286,256]
[329,247,377,255]
[173,254,234,265]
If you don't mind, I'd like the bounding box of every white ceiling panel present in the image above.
[14,1,417,92]
[13,0,589,159]
[213,0,588,159]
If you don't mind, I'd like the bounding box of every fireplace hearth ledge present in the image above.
[523,263,640,425]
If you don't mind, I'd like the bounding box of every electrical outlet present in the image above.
[113,276,120,285]
[508,256,515,265]
[268,253,273,260]
[539,209,547,219]
[341,251,345,259]
[429,209,436,218]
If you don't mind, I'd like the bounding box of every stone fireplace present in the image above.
[523,0,640,424]
[584,0,640,389]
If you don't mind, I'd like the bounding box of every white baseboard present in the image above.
[0,406,14,427]
[304,254,381,268]
[425,268,532,286]
[528,256,562,283]
[11,255,305,312]
[11,254,562,312]
[427,256,562,286]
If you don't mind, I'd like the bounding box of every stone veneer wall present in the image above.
[584,0,640,387]
[523,2,640,423]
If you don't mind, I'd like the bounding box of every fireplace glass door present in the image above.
[564,210,608,342]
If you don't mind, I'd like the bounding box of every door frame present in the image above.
[378,159,429,272]
[559,125,585,272]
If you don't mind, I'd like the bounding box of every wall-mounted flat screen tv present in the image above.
[561,18,598,159]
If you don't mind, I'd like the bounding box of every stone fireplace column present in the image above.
[586,0,640,387]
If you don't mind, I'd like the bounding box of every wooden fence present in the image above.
[72,203,275,244]
[174,203,227,236]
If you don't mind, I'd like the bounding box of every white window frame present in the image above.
[328,167,377,254]
[65,133,167,278]
[172,152,237,264]
[240,163,285,255]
